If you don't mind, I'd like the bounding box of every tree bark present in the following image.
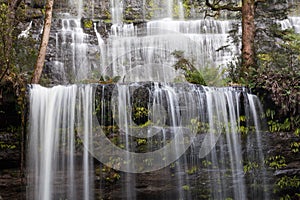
[241,0,255,79]
[31,0,54,84]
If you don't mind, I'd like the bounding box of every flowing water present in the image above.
[26,0,276,199]
[51,0,238,83]
[27,83,270,199]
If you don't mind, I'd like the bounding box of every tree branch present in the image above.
[205,0,242,12]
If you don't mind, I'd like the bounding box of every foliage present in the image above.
[290,141,300,153]
[132,106,149,125]
[83,19,93,29]
[96,165,121,184]
[0,2,35,112]
[274,176,300,200]
[201,65,226,86]
[251,30,300,127]
[249,1,299,130]
[265,155,287,170]
[243,161,259,174]
[220,1,299,128]
[186,166,198,175]
[182,185,190,191]
[171,50,206,85]
[0,2,14,81]
[201,160,212,167]
[136,138,147,146]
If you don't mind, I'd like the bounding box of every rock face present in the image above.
[0,86,25,199]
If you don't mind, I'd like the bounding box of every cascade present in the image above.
[28,83,270,199]
[278,16,300,33]
[49,1,237,83]
[27,0,273,199]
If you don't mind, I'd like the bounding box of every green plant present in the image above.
[133,107,149,121]
[171,50,206,85]
[265,109,300,133]
[295,128,300,136]
[265,155,287,169]
[290,142,300,153]
[0,142,16,150]
[274,176,300,199]
[252,30,300,119]
[243,161,259,174]
[201,160,212,167]
[83,19,93,29]
[186,166,198,175]
[136,138,147,146]
[99,165,121,184]
[182,185,190,191]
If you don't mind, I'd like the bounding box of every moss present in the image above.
[186,166,198,175]
[182,185,190,191]
[0,142,17,150]
[83,19,93,29]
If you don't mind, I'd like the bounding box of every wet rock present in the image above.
[274,168,300,177]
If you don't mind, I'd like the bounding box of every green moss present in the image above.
[182,185,190,191]
[0,142,17,150]
[136,138,147,146]
[83,19,93,29]
[186,166,198,175]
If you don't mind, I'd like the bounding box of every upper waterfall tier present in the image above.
[49,17,238,83]
[44,0,300,85]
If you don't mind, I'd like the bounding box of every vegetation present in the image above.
[252,30,300,127]
[171,50,206,85]
[274,176,300,200]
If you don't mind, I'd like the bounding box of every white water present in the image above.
[54,16,98,82]
[101,19,235,79]
[52,1,237,83]
[27,84,95,200]
[94,23,106,70]
[18,21,32,39]
[28,83,270,199]
[278,16,300,33]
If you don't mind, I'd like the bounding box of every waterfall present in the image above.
[278,16,300,33]
[51,2,237,83]
[27,0,272,199]
[27,83,270,199]
[27,85,94,200]
[18,21,32,39]
[94,23,106,70]
[100,19,235,80]
[178,1,185,20]
[54,16,92,82]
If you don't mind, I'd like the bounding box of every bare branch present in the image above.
[205,0,242,12]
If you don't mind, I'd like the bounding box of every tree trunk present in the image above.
[31,0,54,84]
[241,0,255,79]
